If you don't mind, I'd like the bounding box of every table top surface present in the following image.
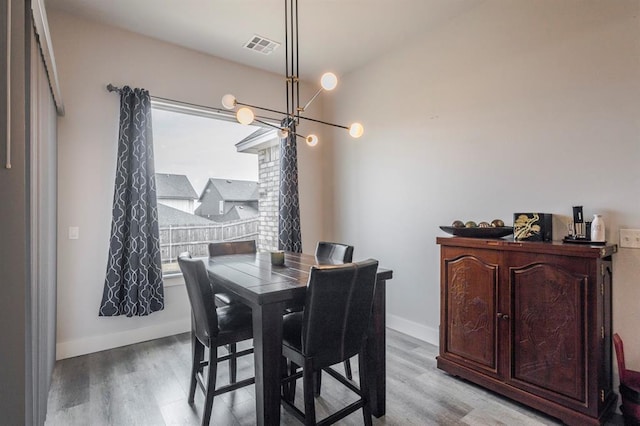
[205,251,392,306]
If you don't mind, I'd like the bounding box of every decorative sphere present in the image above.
[236,107,254,125]
[491,219,505,227]
[452,220,464,228]
[465,221,478,228]
[478,222,491,228]
[349,122,364,138]
[306,134,319,146]
[221,94,236,110]
[320,72,338,91]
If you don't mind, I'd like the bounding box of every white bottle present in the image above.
[591,214,605,242]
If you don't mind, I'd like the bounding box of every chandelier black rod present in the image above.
[284,0,290,118]
[295,0,300,124]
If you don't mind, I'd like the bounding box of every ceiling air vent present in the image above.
[243,35,280,55]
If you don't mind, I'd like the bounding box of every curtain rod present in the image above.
[105,83,281,123]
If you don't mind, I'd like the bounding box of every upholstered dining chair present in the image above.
[178,252,255,426]
[208,240,257,307]
[614,333,640,423]
[315,241,354,265]
[314,241,356,382]
[207,240,257,384]
[280,259,379,426]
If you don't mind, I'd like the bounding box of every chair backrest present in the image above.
[208,240,257,257]
[315,241,354,263]
[301,259,378,367]
[178,252,218,343]
[614,333,628,383]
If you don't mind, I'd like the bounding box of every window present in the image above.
[151,100,280,275]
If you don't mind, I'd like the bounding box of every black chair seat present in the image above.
[217,304,253,336]
[282,311,303,350]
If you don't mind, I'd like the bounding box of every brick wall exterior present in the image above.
[257,145,280,251]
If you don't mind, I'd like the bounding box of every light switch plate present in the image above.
[68,226,79,240]
[619,229,640,248]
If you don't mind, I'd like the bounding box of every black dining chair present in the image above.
[314,242,356,382]
[280,259,379,426]
[315,241,354,265]
[208,240,257,307]
[207,240,257,384]
[177,252,255,426]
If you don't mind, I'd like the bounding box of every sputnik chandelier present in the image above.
[221,0,364,147]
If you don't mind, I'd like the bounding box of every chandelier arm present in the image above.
[296,114,349,130]
[253,118,285,130]
[235,101,292,118]
[254,117,309,142]
[300,87,324,113]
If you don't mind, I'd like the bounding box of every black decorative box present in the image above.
[513,213,553,241]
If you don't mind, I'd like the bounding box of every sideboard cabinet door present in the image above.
[508,257,588,405]
[440,247,500,378]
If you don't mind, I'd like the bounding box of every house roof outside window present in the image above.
[156,173,199,200]
[157,204,216,228]
[198,178,259,202]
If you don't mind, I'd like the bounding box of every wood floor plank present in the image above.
[46,329,625,425]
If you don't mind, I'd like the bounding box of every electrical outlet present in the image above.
[619,229,640,248]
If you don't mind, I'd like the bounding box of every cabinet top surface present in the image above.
[436,236,617,258]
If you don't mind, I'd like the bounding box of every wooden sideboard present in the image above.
[436,237,617,425]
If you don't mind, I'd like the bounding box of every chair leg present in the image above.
[281,357,291,402]
[201,347,218,426]
[189,336,204,404]
[358,350,373,426]
[287,361,298,402]
[344,358,353,380]
[314,370,321,397]
[303,359,316,426]
[229,343,237,384]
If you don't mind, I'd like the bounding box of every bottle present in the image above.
[591,214,605,242]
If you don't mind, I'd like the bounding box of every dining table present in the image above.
[205,250,393,426]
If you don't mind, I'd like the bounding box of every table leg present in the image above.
[252,302,284,426]
[366,278,387,417]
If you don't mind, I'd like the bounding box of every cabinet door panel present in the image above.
[510,263,586,402]
[444,253,498,374]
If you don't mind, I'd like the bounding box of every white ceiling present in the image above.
[44,0,481,81]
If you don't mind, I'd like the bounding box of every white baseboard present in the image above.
[56,315,437,359]
[386,314,439,347]
[56,318,191,360]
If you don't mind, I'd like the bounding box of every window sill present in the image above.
[163,273,185,288]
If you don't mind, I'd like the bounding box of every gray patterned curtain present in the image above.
[278,120,302,252]
[99,86,164,317]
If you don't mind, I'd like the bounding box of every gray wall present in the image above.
[328,0,640,374]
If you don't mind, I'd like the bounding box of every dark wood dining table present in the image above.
[205,251,393,426]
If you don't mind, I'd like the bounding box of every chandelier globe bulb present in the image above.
[236,107,255,125]
[320,72,338,91]
[306,134,319,147]
[278,128,289,139]
[221,94,237,110]
[349,122,364,138]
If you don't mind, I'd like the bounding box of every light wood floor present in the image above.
[46,329,624,425]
